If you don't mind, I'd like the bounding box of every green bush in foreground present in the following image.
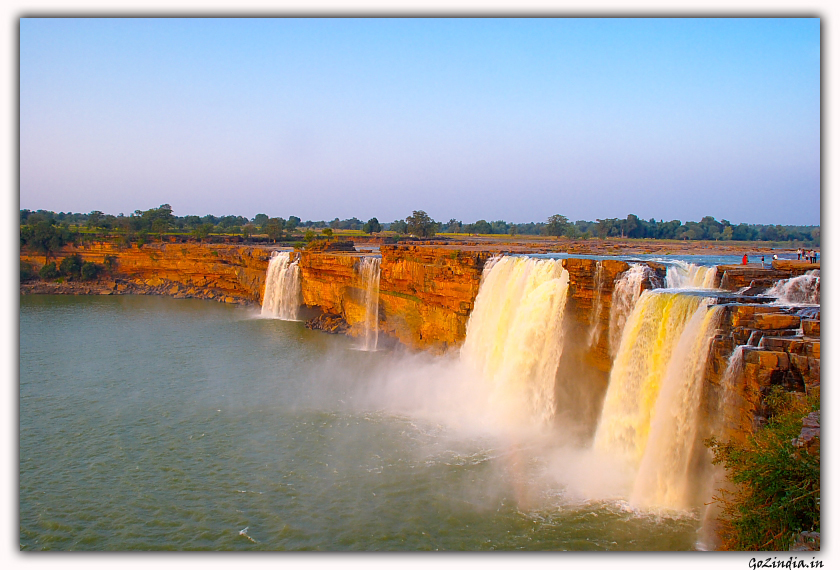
[706,387,820,551]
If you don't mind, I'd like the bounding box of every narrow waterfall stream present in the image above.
[608,264,657,357]
[359,256,381,351]
[260,251,302,320]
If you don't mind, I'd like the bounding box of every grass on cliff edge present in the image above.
[706,386,820,551]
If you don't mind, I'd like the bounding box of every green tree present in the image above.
[59,254,83,279]
[87,210,104,229]
[252,213,269,227]
[467,220,492,235]
[192,223,214,242]
[363,217,382,234]
[22,220,71,263]
[304,229,316,242]
[285,216,301,232]
[265,218,285,242]
[405,210,436,237]
[39,262,59,280]
[81,261,100,281]
[545,214,570,237]
[321,228,334,238]
[20,261,35,282]
[390,220,408,234]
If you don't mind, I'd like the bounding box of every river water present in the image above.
[20,294,701,550]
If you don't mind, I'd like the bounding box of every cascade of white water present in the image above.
[765,270,820,305]
[260,252,302,320]
[666,261,717,289]
[608,264,655,357]
[587,260,605,349]
[460,256,570,424]
[595,287,726,510]
[717,344,747,427]
[359,257,381,351]
[630,304,723,509]
[595,291,708,463]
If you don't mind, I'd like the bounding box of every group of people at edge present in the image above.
[741,248,818,266]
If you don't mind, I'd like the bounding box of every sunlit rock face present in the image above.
[20,241,273,303]
[377,246,491,352]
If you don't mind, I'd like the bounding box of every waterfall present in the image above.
[630,304,723,509]
[666,261,717,289]
[608,264,655,357]
[765,270,820,305]
[460,256,570,424]
[359,257,381,351]
[717,344,747,428]
[261,252,302,320]
[587,260,605,349]
[594,290,722,509]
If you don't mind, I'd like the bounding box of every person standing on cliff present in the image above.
[742,253,748,265]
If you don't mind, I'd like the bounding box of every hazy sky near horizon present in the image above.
[20,18,820,225]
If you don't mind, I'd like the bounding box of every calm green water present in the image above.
[20,295,701,550]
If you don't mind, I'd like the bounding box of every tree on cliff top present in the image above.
[544,214,570,237]
[21,220,72,263]
[405,211,436,238]
[285,216,301,232]
[363,218,381,234]
[265,218,285,243]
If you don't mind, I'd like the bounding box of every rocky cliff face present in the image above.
[22,242,819,442]
[379,246,491,351]
[20,242,272,304]
[296,246,491,351]
[702,304,820,444]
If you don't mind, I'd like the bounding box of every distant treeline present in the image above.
[20,206,820,245]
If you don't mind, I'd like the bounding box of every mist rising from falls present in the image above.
[609,264,656,357]
[460,256,570,425]
[359,257,381,351]
[765,270,820,305]
[261,252,302,320]
[594,290,721,510]
[666,261,717,289]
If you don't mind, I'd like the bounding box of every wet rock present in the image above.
[305,313,349,334]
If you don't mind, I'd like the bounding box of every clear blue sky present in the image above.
[19,18,820,225]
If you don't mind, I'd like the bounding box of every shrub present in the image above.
[80,261,100,281]
[103,255,117,271]
[59,254,83,279]
[706,386,820,550]
[20,261,35,282]
[39,261,59,280]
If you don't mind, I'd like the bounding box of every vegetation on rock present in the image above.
[706,386,820,551]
